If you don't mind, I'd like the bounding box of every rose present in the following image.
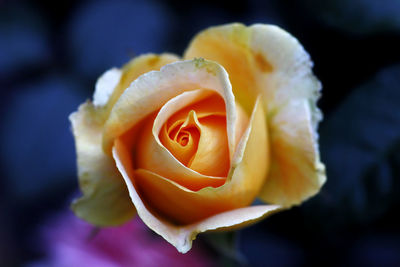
[70,23,326,253]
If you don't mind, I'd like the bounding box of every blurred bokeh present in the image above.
[1,0,400,266]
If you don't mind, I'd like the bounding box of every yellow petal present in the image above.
[107,53,179,111]
[259,101,326,206]
[134,89,227,191]
[160,111,201,168]
[250,24,326,206]
[112,97,274,252]
[188,115,230,177]
[185,23,326,206]
[69,53,179,225]
[69,102,135,226]
[156,91,232,177]
[184,23,258,114]
[93,53,179,120]
[103,59,239,161]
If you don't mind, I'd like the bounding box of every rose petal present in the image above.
[69,53,179,226]
[159,92,227,170]
[165,91,227,124]
[103,59,238,161]
[152,91,248,182]
[113,98,274,252]
[160,111,201,168]
[93,67,122,107]
[133,90,226,190]
[69,102,135,226]
[250,24,326,206]
[184,24,259,114]
[105,53,179,113]
[120,98,267,221]
[185,23,326,206]
[92,53,179,120]
[260,100,326,206]
[187,115,230,177]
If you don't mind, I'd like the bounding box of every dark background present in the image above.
[1,0,400,266]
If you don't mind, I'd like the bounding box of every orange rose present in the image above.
[70,23,326,253]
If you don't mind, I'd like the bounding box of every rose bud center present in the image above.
[158,94,231,177]
[133,92,249,192]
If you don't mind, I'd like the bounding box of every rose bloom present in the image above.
[70,23,326,253]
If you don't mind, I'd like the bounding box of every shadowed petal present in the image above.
[69,103,135,226]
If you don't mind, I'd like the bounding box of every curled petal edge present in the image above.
[114,144,280,253]
[103,59,239,161]
[113,97,276,251]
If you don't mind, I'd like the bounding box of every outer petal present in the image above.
[93,67,122,108]
[113,98,277,252]
[69,103,135,226]
[104,53,179,113]
[185,23,326,206]
[103,59,238,160]
[91,53,179,119]
[70,53,179,226]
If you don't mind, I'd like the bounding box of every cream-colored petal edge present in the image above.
[248,24,326,206]
[69,102,135,226]
[92,53,180,120]
[103,59,238,160]
[248,24,322,128]
[113,144,280,253]
[93,68,122,107]
[104,53,180,114]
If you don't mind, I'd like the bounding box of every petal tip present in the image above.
[93,68,122,107]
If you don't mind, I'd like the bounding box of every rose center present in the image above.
[177,133,188,146]
[161,110,202,167]
[158,94,231,177]
[168,120,200,148]
[175,129,192,146]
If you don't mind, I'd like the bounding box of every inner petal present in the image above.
[160,110,201,166]
[177,131,189,146]
[134,89,228,191]
[189,115,230,177]
[159,94,231,177]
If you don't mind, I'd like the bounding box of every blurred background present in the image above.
[1,0,400,266]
